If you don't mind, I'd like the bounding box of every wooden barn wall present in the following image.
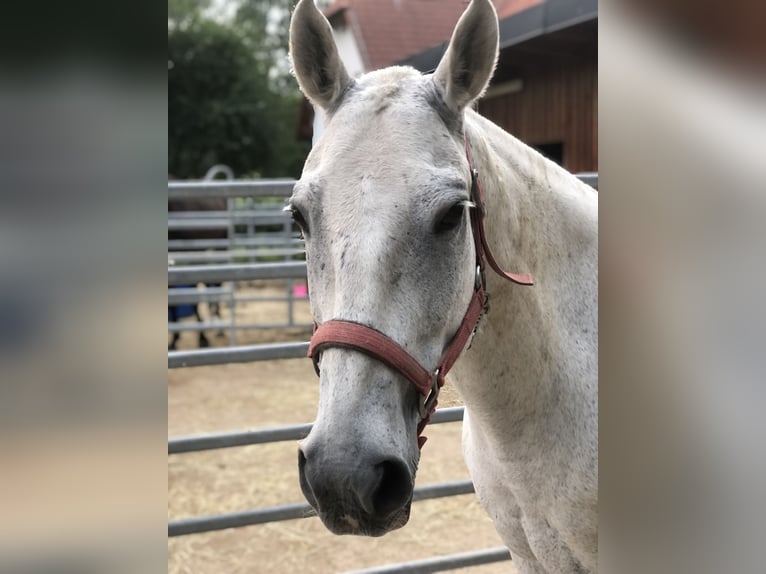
[477,59,597,173]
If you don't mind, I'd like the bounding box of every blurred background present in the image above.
[600,1,765,573]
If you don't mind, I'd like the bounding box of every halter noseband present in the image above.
[307,133,534,448]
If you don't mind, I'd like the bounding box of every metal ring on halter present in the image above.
[419,369,441,419]
[475,265,487,292]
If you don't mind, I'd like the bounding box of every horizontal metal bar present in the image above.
[168,179,296,199]
[168,214,289,229]
[168,236,303,249]
[168,502,314,536]
[168,249,304,264]
[576,172,598,190]
[429,406,464,424]
[343,547,511,574]
[168,321,230,333]
[224,322,313,330]
[169,209,287,219]
[169,423,313,453]
[168,287,233,305]
[168,479,473,537]
[166,220,269,231]
[233,294,308,303]
[168,407,464,454]
[168,341,309,368]
[168,322,313,335]
[411,479,474,502]
[168,262,307,285]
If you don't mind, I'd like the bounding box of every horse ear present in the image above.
[433,0,499,112]
[289,0,353,111]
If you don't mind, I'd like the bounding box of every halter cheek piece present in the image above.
[307,134,534,448]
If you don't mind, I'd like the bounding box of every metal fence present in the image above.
[168,180,309,343]
[168,174,597,572]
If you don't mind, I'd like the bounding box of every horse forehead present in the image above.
[304,143,468,224]
[350,66,429,109]
[303,71,468,210]
[323,174,416,233]
[311,106,465,196]
[326,74,453,152]
[310,162,468,224]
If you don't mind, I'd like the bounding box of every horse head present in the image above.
[289,0,500,536]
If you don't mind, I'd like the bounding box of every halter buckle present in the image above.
[474,265,485,290]
[419,369,441,419]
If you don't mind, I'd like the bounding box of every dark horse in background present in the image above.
[168,194,228,350]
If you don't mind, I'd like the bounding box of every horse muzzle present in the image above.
[298,444,414,536]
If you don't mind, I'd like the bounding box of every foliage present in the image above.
[235,0,293,89]
[168,0,211,29]
[168,1,310,179]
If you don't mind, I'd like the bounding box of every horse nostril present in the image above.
[368,458,413,517]
[298,447,307,473]
[298,447,317,507]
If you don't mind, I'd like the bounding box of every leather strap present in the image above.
[465,136,534,286]
[309,320,433,396]
[308,285,487,397]
[436,285,486,376]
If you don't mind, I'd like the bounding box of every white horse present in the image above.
[288,1,597,572]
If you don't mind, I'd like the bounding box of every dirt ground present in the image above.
[169,281,516,573]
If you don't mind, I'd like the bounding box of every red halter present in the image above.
[307,134,534,448]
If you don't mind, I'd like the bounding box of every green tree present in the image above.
[168,2,309,179]
[168,0,210,30]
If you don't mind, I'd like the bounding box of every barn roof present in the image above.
[323,0,472,70]
[398,0,597,71]
[322,0,595,72]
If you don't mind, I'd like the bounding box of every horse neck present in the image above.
[451,111,597,442]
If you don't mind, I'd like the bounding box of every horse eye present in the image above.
[434,203,465,234]
[288,205,309,237]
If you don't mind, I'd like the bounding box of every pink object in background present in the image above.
[293,284,308,297]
